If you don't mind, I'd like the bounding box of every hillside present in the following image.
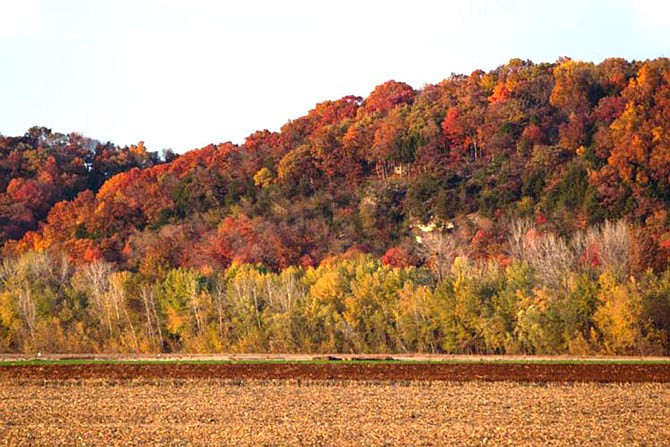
[0,127,168,246]
[1,57,669,354]
[5,58,670,272]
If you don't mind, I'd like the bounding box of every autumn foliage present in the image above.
[1,57,670,354]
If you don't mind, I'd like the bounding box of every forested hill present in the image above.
[1,57,670,355]
[4,57,670,272]
[0,128,173,246]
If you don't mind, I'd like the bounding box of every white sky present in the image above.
[1,0,669,152]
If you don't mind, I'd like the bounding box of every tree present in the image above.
[361,81,416,116]
[593,273,643,354]
[162,268,210,349]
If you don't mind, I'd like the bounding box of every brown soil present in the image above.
[1,361,669,382]
[2,380,669,446]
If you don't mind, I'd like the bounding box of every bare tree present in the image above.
[598,220,632,279]
[140,285,163,350]
[507,218,535,260]
[416,231,459,282]
[77,261,115,336]
[212,281,228,340]
[188,277,204,336]
[108,272,139,351]
[16,288,36,346]
[525,232,575,290]
[265,267,305,314]
[572,220,632,280]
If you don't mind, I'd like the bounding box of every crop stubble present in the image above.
[1,377,669,446]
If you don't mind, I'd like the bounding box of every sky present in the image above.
[1,0,669,153]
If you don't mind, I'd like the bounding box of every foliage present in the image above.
[0,244,668,354]
[1,57,670,353]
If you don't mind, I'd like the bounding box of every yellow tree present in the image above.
[592,273,643,354]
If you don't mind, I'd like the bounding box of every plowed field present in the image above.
[2,359,669,446]
[1,360,669,382]
[1,379,669,446]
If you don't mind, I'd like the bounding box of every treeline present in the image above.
[1,220,668,355]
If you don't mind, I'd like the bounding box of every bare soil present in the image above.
[1,379,668,446]
[2,359,668,445]
[1,361,669,382]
